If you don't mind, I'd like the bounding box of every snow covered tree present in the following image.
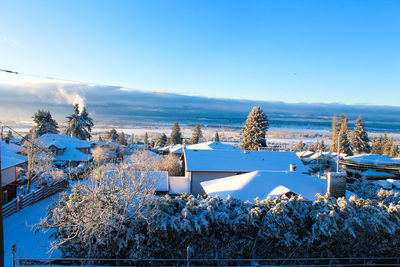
[351,116,371,154]
[143,132,149,148]
[6,130,13,140]
[106,128,119,142]
[240,106,269,150]
[155,133,168,147]
[371,134,390,155]
[213,132,220,142]
[330,114,339,152]
[169,122,183,145]
[65,104,93,140]
[23,137,55,193]
[117,131,128,145]
[294,140,305,151]
[337,114,353,155]
[189,124,202,144]
[31,109,59,137]
[37,163,159,258]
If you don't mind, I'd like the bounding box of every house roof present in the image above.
[184,150,308,173]
[201,170,355,202]
[1,141,27,170]
[154,142,242,154]
[344,154,400,165]
[38,134,93,162]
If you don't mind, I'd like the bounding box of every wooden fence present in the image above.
[2,179,69,219]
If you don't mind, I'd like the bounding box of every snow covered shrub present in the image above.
[38,192,400,260]
[36,163,159,258]
[92,146,114,163]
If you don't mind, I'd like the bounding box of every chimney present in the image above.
[289,164,297,172]
[326,172,347,198]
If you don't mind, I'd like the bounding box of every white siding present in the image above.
[1,166,16,186]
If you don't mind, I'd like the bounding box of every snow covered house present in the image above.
[183,150,309,195]
[38,134,93,167]
[342,154,400,179]
[201,170,355,202]
[1,141,27,203]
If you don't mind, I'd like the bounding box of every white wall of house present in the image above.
[190,171,240,195]
[1,166,16,187]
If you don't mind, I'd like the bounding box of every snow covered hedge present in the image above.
[38,188,400,260]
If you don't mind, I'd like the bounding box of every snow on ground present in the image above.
[4,193,62,267]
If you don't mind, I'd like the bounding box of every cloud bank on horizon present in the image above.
[1,81,400,130]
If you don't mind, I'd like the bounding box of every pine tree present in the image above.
[351,116,371,154]
[338,114,353,155]
[106,128,119,142]
[214,132,220,142]
[155,133,168,147]
[330,114,339,152]
[319,140,326,152]
[65,104,93,140]
[189,124,202,144]
[240,106,269,150]
[169,123,183,145]
[80,106,94,139]
[371,134,389,155]
[6,130,13,140]
[117,132,128,145]
[143,132,149,148]
[31,109,59,137]
[313,140,319,152]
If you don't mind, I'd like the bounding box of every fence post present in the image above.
[11,244,16,267]
[16,197,21,212]
[187,246,190,267]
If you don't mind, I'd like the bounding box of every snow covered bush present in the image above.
[38,191,400,260]
[156,153,182,176]
[36,163,159,258]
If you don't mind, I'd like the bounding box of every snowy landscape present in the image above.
[1,1,400,266]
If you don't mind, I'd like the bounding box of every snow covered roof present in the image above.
[1,141,24,154]
[184,150,308,173]
[345,154,400,165]
[201,170,355,202]
[38,134,93,163]
[186,141,242,151]
[360,169,396,178]
[296,151,315,158]
[1,141,27,170]
[155,142,242,154]
[39,134,92,149]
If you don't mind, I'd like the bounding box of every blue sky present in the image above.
[0,0,399,106]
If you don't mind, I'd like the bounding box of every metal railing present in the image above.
[14,256,400,267]
[3,179,69,218]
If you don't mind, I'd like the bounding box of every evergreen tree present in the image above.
[65,104,93,140]
[80,106,94,137]
[319,140,326,152]
[31,109,59,137]
[330,114,339,152]
[117,132,128,145]
[169,123,183,145]
[338,114,353,155]
[371,134,389,155]
[6,130,13,140]
[240,106,269,150]
[106,128,119,142]
[214,132,220,142]
[155,133,168,147]
[294,141,305,152]
[351,116,371,154]
[189,124,202,144]
[313,140,319,152]
[143,132,149,148]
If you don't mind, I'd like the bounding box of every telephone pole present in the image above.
[0,121,4,267]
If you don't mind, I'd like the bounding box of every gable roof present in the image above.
[201,170,355,202]
[1,141,27,170]
[38,134,93,162]
[184,150,308,173]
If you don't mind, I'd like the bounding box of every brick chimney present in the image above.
[326,172,347,198]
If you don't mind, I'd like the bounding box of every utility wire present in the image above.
[0,68,142,90]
